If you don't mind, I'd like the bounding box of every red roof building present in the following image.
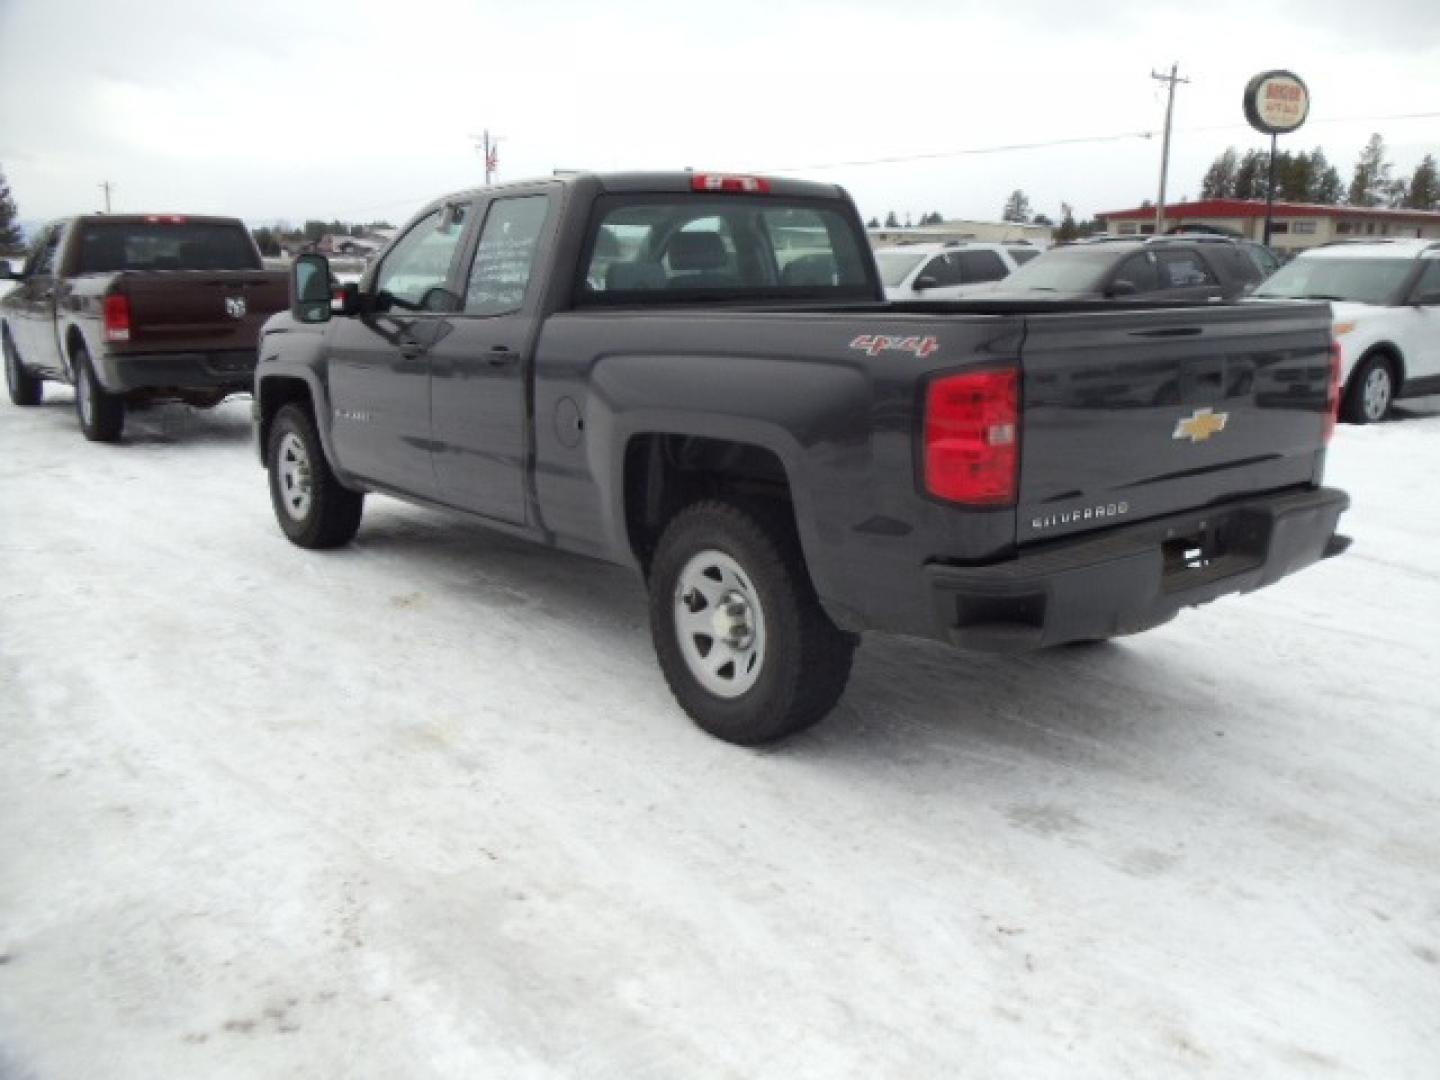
[1098,199,1440,254]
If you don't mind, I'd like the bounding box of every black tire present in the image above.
[73,344,125,442]
[1341,353,1396,425]
[3,326,42,407]
[648,499,856,745]
[266,402,364,548]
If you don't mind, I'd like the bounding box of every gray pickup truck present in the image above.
[254,172,1349,745]
[2,214,286,441]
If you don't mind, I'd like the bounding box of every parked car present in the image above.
[972,235,1271,303]
[1251,239,1440,423]
[875,241,1035,300]
[1,214,287,441]
[255,171,1348,746]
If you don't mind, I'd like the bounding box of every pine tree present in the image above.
[1233,150,1268,201]
[866,217,879,229]
[1347,133,1392,207]
[884,211,899,228]
[0,165,23,252]
[1404,155,1439,210]
[1056,202,1079,242]
[1309,148,1343,204]
[1001,189,1031,223]
[1200,148,1239,199]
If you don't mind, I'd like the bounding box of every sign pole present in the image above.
[1264,131,1278,246]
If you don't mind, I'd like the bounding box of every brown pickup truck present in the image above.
[1,214,287,441]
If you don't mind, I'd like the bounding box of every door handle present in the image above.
[486,346,519,367]
[398,339,423,358]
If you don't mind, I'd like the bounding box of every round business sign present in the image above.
[1244,70,1310,134]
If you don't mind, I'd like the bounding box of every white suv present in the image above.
[874,241,1037,301]
[1253,239,1440,423]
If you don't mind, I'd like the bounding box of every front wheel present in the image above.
[648,499,856,746]
[4,326,43,407]
[266,403,364,548]
[1342,355,1395,424]
[74,345,125,442]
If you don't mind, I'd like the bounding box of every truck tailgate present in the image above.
[1017,302,1332,545]
[118,271,288,352]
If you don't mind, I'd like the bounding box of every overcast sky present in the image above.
[1,0,1437,230]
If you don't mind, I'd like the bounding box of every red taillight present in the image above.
[144,214,188,224]
[924,368,1019,505]
[690,174,772,194]
[103,294,131,343]
[1324,341,1341,445]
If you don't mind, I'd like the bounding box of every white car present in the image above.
[1253,239,1440,423]
[874,242,1037,301]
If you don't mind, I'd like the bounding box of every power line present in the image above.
[330,108,1440,219]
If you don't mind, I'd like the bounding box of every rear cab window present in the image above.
[577,195,874,304]
[956,250,1008,283]
[76,219,261,273]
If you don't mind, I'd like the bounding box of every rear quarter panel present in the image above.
[533,309,1025,633]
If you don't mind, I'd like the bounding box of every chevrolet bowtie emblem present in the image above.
[1173,408,1228,443]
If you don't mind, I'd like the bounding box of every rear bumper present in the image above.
[924,486,1350,652]
[95,350,257,394]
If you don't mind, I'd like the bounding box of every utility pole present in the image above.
[99,180,114,213]
[1150,63,1189,233]
[470,130,501,186]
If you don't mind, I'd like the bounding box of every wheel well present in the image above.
[1357,345,1405,390]
[624,434,795,572]
[257,377,315,455]
[65,325,86,365]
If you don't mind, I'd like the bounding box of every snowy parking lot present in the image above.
[2,390,1439,1079]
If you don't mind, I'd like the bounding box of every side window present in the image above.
[1157,250,1216,288]
[922,255,963,287]
[465,195,551,316]
[374,208,467,312]
[1414,258,1440,300]
[957,250,1008,282]
[28,226,62,277]
[1113,253,1160,293]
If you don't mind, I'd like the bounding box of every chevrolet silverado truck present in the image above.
[253,172,1350,745]
[1,214,287,441]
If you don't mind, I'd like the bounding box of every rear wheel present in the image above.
[266,403,364,548]
[3,326,42,407]
[648,499,856,746]
[1342,354,1395,424]
[73,345,125,442]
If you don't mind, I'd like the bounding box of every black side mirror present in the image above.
[1107,279,1139,298]
[913,275,938,291]
[290,253,333,323]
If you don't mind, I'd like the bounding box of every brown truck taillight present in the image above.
[103,294,131,343]
[1324,341,1341,445]
[924,368,1019,505]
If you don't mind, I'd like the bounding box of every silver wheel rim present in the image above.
[674,549,767,698]
[1363,365,1391,421]
[277,432,313,520]
[77,365,93,424]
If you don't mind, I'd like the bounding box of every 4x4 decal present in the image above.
[849,334,940,359]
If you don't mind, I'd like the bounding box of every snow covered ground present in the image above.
[2,390,1438,1079]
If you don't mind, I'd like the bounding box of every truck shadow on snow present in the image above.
[26,391,253,447]
[349,505,1202,763]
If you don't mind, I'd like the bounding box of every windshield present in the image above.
[76,221,261,273]
[1253,257,1414,304]
[992,247,1119,292]
[874,251,926,287]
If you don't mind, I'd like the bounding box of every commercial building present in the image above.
[868,219,1052,248]
[1098,199,1440,256]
